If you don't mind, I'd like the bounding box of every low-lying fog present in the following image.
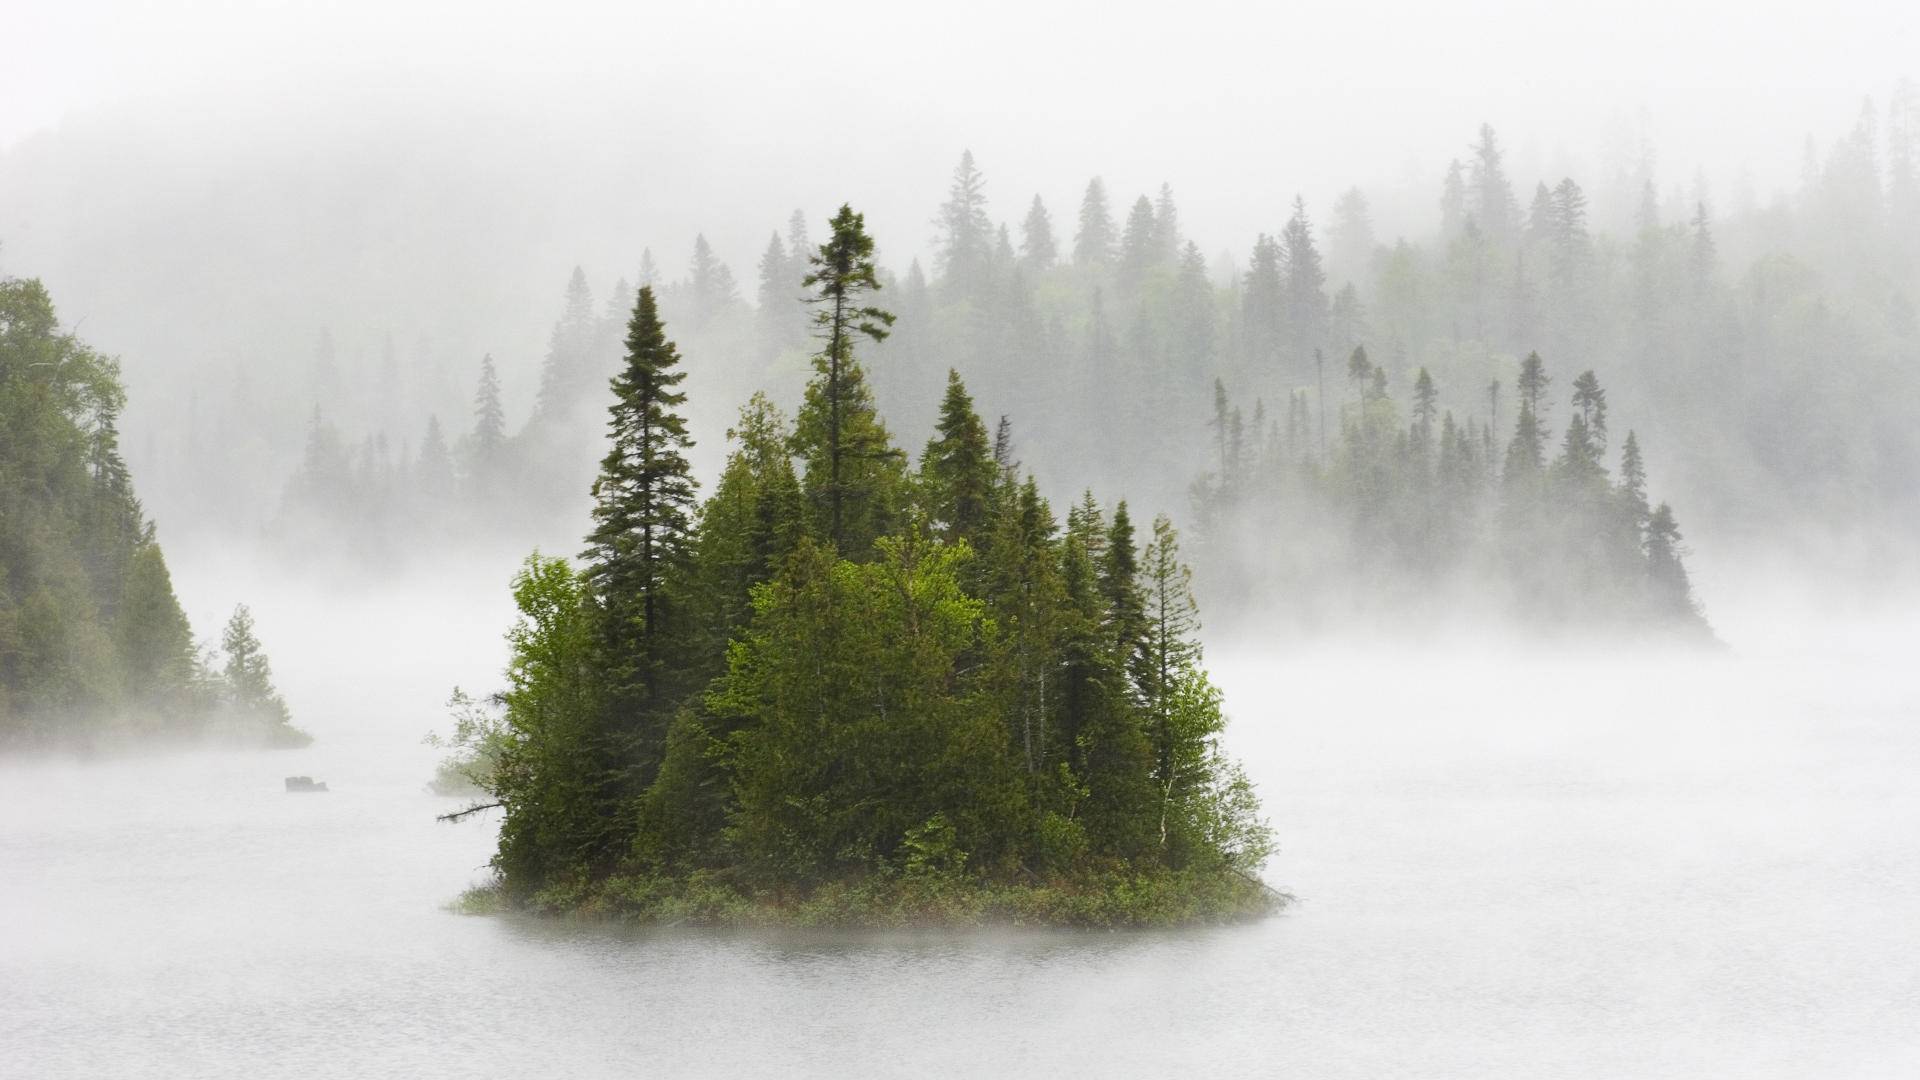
[4,552,1914,1078]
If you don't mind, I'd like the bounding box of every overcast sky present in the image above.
[11,2,1914,173]
[6,0,1916,284]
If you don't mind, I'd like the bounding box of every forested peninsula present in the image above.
[443,208,1279,927]
[0,277,305,750]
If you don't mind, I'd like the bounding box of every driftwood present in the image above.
[437,801,503,822]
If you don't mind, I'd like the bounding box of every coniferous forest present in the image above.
[442,208,1277,925]
[244,115,1920,640]
[0,277,305,749]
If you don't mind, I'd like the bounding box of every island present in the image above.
[438,206,1279,926]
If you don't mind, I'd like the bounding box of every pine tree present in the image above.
[793,205,903,556]
[1100,501,1147,674]
[219,604,304,743]
[416,415,455,505]
[583,285,698,737]
[1469,123,1519,240]
[688,235,739,329]
[1020,195,1058,268]
[1570,370,1607,452]
[1644,502,1697,619]
[1152,183,1181,260]
[1280,197,1329,371]
[756,230,794,357]
[533,267,597,420]
[935,150,994,296]
[1241,234,1284,368]
[1136,514,1203,852]
[1074,178,1117,268]
[920,369,996,546]
[1119,194,1160,285]
[471,354,506,473]
[1440,159,1468,239]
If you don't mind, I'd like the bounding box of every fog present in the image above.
[5,2,1920,1075]
[6,569,1917,1076]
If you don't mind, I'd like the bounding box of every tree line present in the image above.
[1192,349,1709,633]
[269,111,1917,602]
[0,277,304,748]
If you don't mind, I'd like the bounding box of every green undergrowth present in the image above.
[452,867,1287,930]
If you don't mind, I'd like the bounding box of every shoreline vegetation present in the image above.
[438,206,1281,927]
[449,868,1287,929]
[0,277,308,751]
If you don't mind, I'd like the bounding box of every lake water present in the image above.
[3,568,1917,1078]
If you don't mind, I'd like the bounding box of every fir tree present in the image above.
[935,150,994,296]
[583,285,698,738]
[920,369,997,546]
[1020,195,1058,268]
[1074,178,1117,268]
[793,205,903,555]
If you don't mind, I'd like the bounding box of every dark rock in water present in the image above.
[285,776,329,793]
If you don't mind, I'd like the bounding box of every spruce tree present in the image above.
[1100,501,1147,675]
[583,285,698,741]
[470,354,506,477]
[935,150,993,296]
[1020,195,1058,269]
[1280,196,1330,370]
[1074,178,1117,268]
[793,205,903,556]
[920,369,996,546]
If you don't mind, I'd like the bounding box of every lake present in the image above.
[3,568,1916,1078]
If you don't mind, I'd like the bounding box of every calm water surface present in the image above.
[3,580,1916,1078]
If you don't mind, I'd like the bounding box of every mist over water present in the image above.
[5,559,1915,1077]
[5,2,1919,1075]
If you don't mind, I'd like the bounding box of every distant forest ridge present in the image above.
[254,113,1914,583]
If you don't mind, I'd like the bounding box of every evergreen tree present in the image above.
[1241,234,1284,368]
[1280,197,1330,371]
[533,267,598,420]
[471,354,506,474]
[1152,183,1182,260]
[416,414,455,505]
[920,369,997,545]
[793,205,903,555]
[688,235,739,329]
[1469,123,1519,240]
[1074,178,1117,268]
[935,150,994,296]
[582,285,698,745]
[1020,195,1058,269]
[219,604,304,744]
[1119,194,1160,285]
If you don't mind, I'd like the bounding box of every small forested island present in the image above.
[0,277,306,750]
[443,208,1278,927]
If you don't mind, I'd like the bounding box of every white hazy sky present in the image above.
[5,0,1916,270]
[9,1,1914,157]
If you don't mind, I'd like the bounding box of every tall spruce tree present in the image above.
[583,285,698,747]
[793,205,903,555]
[1074,178,1117,268]
[920,369,997,546]
[1020,195,1058,269]
[935,150,994,296]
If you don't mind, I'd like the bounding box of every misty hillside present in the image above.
[4,98,1916,593]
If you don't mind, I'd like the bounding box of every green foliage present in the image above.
[458,242,1273,922]
[0,277,302,746]
[582,284,699,773]
[794,205,905,556]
